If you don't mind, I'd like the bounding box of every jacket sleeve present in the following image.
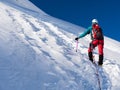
[78,26,92,38]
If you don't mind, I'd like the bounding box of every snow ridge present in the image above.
[0,0,120,90]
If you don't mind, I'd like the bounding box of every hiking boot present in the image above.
[98,55,103,65]
[88,52,93,62]
[98,62,103,66]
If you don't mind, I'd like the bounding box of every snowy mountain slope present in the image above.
[1,0,84,35]
[0,0,120,90]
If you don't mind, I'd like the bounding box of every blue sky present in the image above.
[30,0,120,41]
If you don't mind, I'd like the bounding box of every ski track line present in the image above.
[93,62,111,90]
[99,66,111,90]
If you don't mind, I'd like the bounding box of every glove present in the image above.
[75,37,79,41]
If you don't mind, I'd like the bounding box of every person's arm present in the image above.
[78,26,92,39]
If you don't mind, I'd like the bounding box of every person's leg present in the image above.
[88,40,98,62]
[98,40,104,65]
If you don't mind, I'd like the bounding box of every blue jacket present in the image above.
[78,26,92,38]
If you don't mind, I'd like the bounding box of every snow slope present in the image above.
[0,0,120,90]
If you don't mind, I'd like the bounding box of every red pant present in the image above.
[88,40,104,55]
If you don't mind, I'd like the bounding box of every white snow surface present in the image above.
[0,0,120,90]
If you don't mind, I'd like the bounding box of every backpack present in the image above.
[91,24,104,40]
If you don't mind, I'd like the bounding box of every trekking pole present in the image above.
[76,40,78,52]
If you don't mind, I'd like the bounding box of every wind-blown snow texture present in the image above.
[0,0,120,90]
